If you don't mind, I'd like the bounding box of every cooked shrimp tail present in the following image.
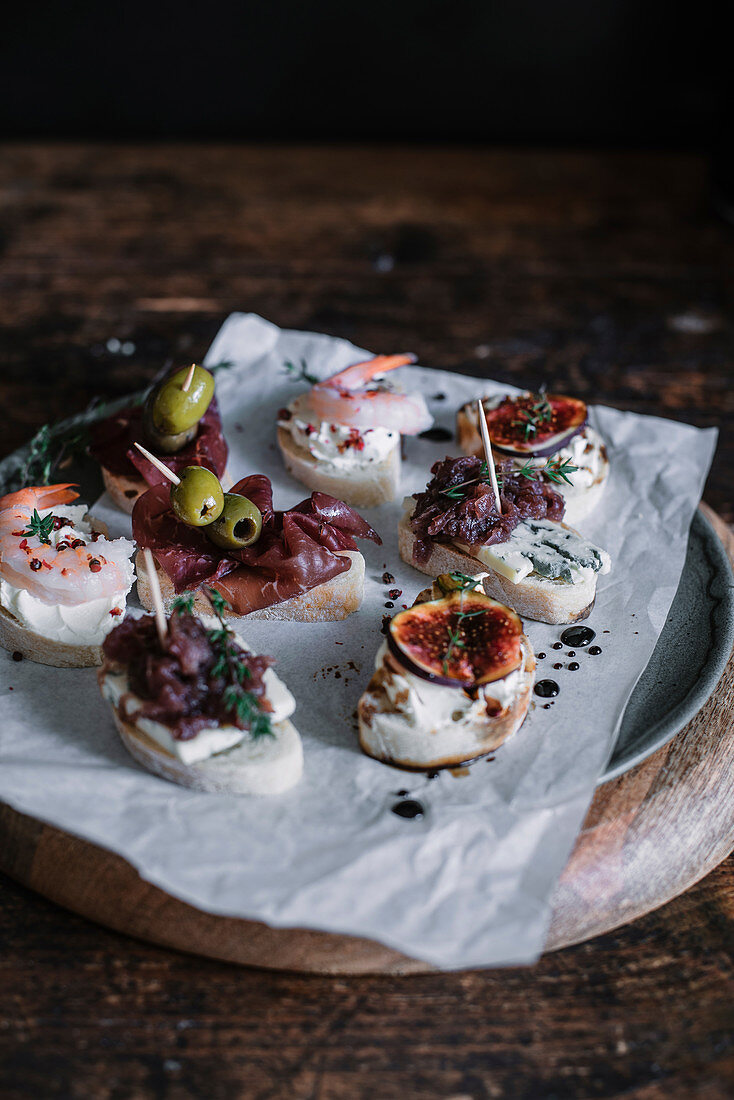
[318,354,418,393]
[0,483,79,513]
[299,353,432,435]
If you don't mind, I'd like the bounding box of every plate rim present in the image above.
[598,507,734,784]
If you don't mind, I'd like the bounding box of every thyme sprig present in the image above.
[203,587,273,740]
[24,508,55,545]
[513,393,553,440]
[283,358,319,386]
[441,461,502,500]
[441,592,487,675]
[516,456,579,486]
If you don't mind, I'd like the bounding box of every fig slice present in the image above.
[484,393,587,457]
[388,590,524,688]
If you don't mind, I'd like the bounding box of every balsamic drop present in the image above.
[568,662,580,671]
[419,426,453,442]
[552,662,563,670]
[536,652,546,660]
[392,799,425,820]
[552,642,563,650]
[560,626,596,647]
[566,651,576,658]
[589,645,602,656]
[535,679,560,698]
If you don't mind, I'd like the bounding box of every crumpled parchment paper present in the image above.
[0,313,718,968]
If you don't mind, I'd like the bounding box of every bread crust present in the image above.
[277,426,400,508]
[104,698,303,795]
[135,548,365,622]
[357,642,535,770]
[0,518,118,667]
[397,508,596,624]
[102,466,147,514]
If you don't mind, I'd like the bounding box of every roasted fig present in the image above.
[388,590,524,687]
[484,393,587,456]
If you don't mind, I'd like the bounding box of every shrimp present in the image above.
[295,353,433,434]
[0,484,135,607]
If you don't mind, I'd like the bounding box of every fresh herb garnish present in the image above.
[441,592,487,675]
[513,393,553,440]
[283,358,319,386]
[171,592,196,616]
[24,509,55,545]
[203,587,273,740]
[516,456,578,486]
[441,461,502,500]
[542,457,579,485]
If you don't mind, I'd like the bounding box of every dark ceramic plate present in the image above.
[600,509,734,782]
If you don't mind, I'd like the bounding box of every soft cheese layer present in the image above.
[457,518,611,586]
[374,639,529,731]
[0,505,133,644]
[280,395,398,468]
[101,665,296,766]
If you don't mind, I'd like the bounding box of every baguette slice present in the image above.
[0,605,106,668]
[456,402,609,525]
[0,519,124,668]
[277,426,400,508]
[398,509,597,624]
[358,642,535,770]
[105,699,303,795]
[102,465,233,515]
[136,548,366,622]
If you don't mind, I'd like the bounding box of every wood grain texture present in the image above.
[1,145,733,1098]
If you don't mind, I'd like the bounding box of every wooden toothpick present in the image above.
[476,398,502,513]
[133,442,181,486]
[181,363,197,393]
[143,547,168,645]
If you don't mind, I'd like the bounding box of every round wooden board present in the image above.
[1,505,732,975]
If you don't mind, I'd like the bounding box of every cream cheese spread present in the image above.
[374,639,529,731]
[100,665,296,767]
[279,395,398,469]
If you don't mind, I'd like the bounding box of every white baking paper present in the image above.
[0,313,718,969]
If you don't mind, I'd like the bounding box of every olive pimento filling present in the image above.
[410,455,564,564]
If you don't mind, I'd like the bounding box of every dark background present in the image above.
[1,0,723,145]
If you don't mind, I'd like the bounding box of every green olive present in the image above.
[206,493,263,549]
[170,466,224,527]
[142,401,198,454]
[150,364,215,441]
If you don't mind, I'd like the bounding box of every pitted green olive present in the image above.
[206,493,263,549]
[142,400,198,454]
[151,364,215,438]
[170,466,224,527]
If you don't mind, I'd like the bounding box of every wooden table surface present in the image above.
[1,145,732,1099]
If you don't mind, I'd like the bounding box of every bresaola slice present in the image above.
[132,475,381,615]
[485,394,587,457]
[388,590,524,688]
[89,396,228,484]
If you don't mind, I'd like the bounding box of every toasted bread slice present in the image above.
[358,642,535,770]
[0,605,107,667]
[277,426,400,508]
[456,402,609,525]
[136,548,366,622]
[105,699,303,795]
[398,509,597,624]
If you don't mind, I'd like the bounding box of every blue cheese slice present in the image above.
[456,519,611,586]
